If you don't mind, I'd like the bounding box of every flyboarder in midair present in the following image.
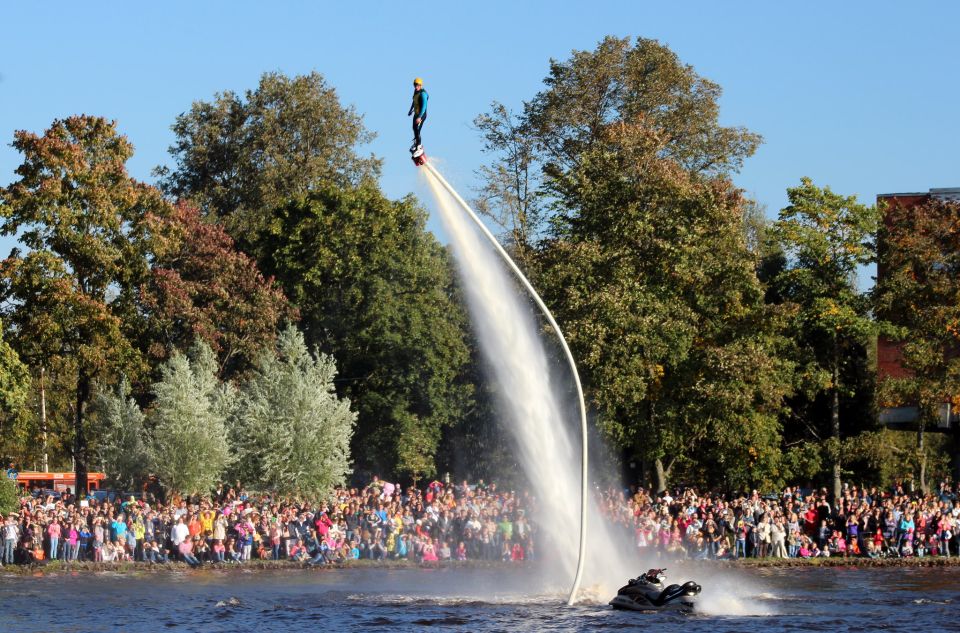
[408,77,428,165]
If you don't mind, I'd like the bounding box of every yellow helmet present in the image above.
[413,77,423,86]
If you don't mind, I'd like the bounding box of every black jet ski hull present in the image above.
[609,594,697,611]
[609,580,701,611]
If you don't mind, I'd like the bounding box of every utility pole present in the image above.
[40,366,48,473]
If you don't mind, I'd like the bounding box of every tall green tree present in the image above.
[0,328,29,415]
[2,359,75,471]
[874,197,960,490]
[769,178,879,500]
[257,183,474,477]
[529,36,762,178]
[0,116,156,494]
[149,342,233,495]
[474,35,762,254]
[473,103,544,270]
[0,327,30,453]
[232,326,355,496]
[156,71,381,251]
[476,36,785,491]
[539,141,792,490]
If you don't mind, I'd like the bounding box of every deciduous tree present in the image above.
[769,178,879,499]
[0,329,29,415]
[476,37,785,491]
[475,36,762,249]
[156,71,381,252]
[92,377,150,490]
[539,143,792,490]
[473,103,543,269]
[0,116,155,494]
[140,201,293,378]
[874,197,960,489]
[258,184,474,477]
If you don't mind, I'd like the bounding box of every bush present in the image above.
[0,477,20,514]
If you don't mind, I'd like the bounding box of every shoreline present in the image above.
[710,556,960,568]
[4,555,960,576]
[0,558,515,576]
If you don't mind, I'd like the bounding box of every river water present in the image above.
[0,565,955,632]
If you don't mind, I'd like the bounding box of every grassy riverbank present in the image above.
[0,557,516,576]
[5,555,960,576]
[714,555,960,568]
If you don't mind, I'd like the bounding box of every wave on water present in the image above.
[346,593,568,607]
[693,573,779,616]
[754,591,804,602]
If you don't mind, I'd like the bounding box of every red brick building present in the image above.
[876,187,960,429]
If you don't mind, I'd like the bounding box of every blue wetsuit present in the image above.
[409,88,428,147]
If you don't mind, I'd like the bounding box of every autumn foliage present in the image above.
[141,201,294,377]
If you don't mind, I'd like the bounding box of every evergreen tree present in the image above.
[233,326,355,496]
[149,343,233,495]
[92,377,150,490]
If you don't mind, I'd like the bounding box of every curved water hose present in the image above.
[423,162,588,606]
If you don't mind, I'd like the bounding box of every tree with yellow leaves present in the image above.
[874,197,960,491]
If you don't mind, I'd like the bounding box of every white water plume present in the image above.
[421,163,629,598]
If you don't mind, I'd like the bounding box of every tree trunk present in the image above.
[952,407,960,482]
[831,355,842,503]
[74,370,91,498]
[917,417,927,495]
[654,458,669,493]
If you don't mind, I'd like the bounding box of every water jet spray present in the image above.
[421,162,588,606]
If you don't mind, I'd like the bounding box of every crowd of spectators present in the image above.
[0,477,535,567]
[599,480,960,560]
[5,474,959,569]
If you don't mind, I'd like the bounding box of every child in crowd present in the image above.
[101,540,117,562]
[194,536,210,562]
[212,539,226,563]
[421,538,438,562]
[288,538,309,562]
[179,537,201,567]
[226,537,241,563]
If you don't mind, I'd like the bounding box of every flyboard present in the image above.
[411,144,427,166]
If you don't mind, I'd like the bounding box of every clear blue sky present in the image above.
[2,1,958,262]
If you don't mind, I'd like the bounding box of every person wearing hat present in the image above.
[407,77,428,152]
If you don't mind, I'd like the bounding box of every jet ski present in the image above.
[609,568,701,611]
